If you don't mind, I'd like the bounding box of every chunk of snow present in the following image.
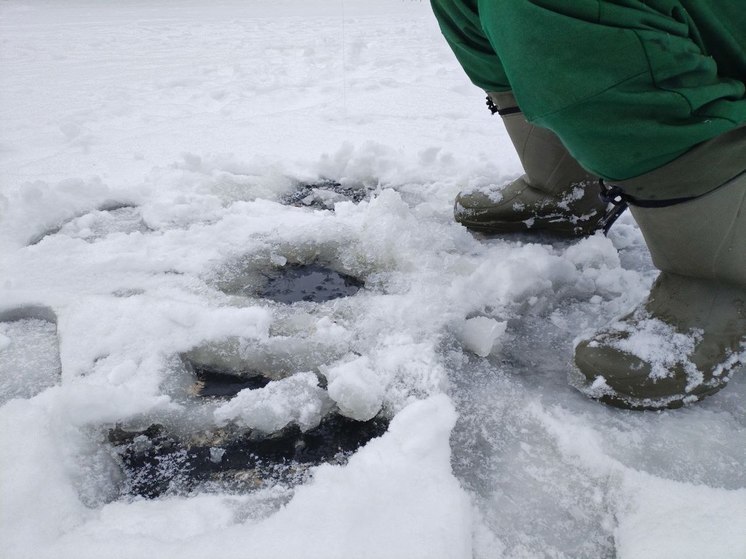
[213,372,333,433]
[458,317,507,357]
[322,355,384,421]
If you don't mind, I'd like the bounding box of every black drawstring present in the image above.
[598,179,629,235]
[597,179,699,234]
[486,95,521,116]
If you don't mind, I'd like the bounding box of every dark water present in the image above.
[107,264,371,499]
[110,364,387,499]
[259,264,364,304]
[281,180,367,209]
[109,414,389,499]
[193,365,271,398]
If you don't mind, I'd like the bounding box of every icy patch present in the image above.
[449,364,619,558]
[214,372,333,433]
[0,177,140,249]
[29,204,149,245]
[0,308,61,404]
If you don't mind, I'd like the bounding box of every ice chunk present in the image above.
[458,317,507,357]
[269,253,287,266]
[322,355,384,421]
[213,372,333,433]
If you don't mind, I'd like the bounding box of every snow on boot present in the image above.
[454,91,609,236]
[574,273,746,410]
[573,141,746,410]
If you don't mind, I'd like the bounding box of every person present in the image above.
[431,0,746,410]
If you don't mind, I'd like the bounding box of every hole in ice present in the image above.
[28,203,149,245]
[191,364,271,399]
[0,306,61,405]
[258,263,364,304]
[108,413,389,499]
[214,253,367,306]
[281,180,368,210]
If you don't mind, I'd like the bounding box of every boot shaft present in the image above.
[487,91,596,195]
[629,173,746,287]
[614,126,746,287]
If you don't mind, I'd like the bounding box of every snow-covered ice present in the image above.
[1,1,744,558]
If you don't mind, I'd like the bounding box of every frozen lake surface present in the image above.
[1,1,744,558]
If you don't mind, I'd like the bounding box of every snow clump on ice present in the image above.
[458,316,507,357]
[322,355,385,421]
[214,372,333,433]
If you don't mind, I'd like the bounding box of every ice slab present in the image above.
[0,307,61,404]
[28,204,148,245]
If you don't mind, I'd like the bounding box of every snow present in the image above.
[322,355,385,421]
[590,311,704,382]
[458,316,507,357]
[1,1,744,558]
[214,372,333,432]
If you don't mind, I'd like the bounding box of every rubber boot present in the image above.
[454,91,609,236]
[573,130,746,410]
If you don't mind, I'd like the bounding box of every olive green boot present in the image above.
[573,130,746,410]
[454,91,609,236]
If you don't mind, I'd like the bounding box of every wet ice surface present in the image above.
[1,2,745,558]
[0,316,61,405]
[29,205,149,245]
[451,308,746,558]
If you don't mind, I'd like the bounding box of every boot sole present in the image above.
[569,366,730,411]
[456,217,604,238]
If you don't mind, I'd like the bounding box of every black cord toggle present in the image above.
[598,179,629,235]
